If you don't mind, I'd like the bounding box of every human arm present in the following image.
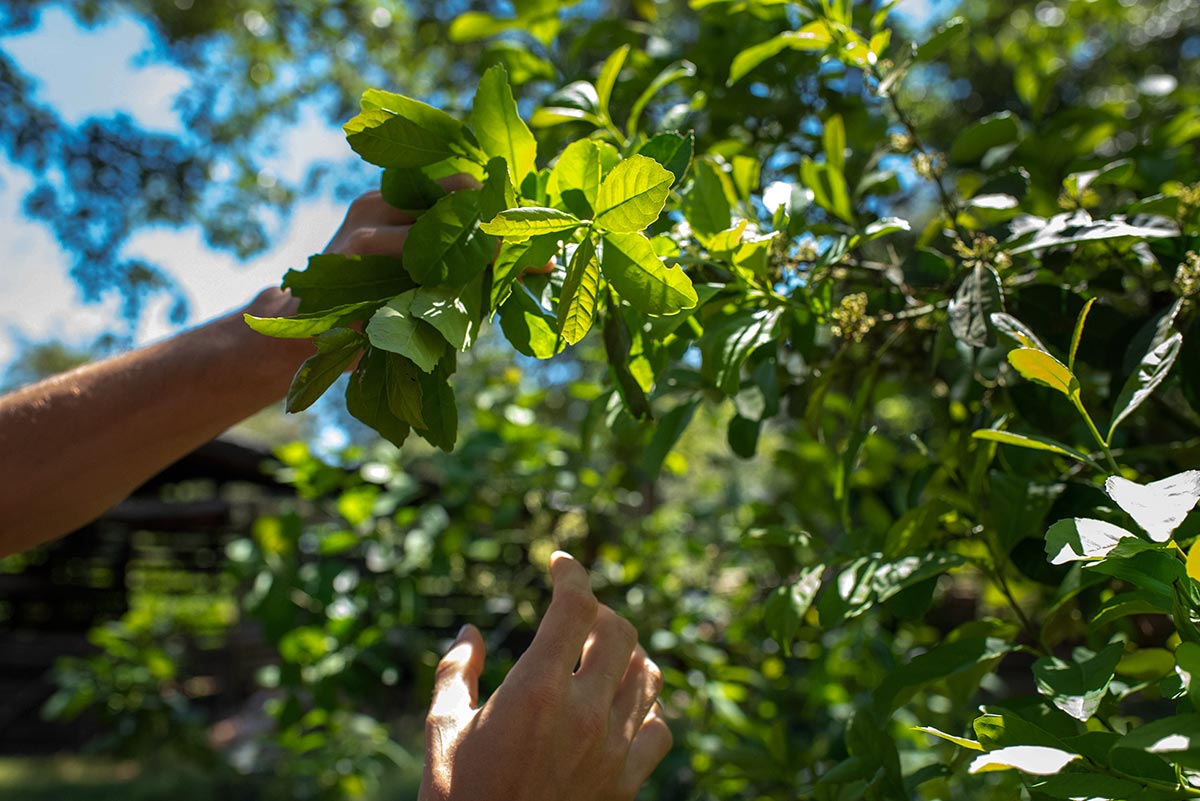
[421,551,674,801]
[0,189,422,556]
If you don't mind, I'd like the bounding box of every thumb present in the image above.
[429,624,486,721]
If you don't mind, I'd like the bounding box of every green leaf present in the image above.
[480,156,518,222]
[800,157,854,224]
[593,155,674,233]
[595,44,629,119]
[972,429,1099,469]
[491,232,563,308]
[448,11,513,42]
[1107,331,1184,443]
[916,16,966,61]
[950,111,1022,164]
[968,746,1081,776]
[480,207,582,241]
[727,23,832,85]
[1068,297,1096,372]
[365,292,447,373]
[498,284,558,359]
[912,726,984,752]
[1032,642,1123,722]
[558,236,601,345]
[638,131,694,188]
[381,167,447,212]
[285,328,364,413]
[1007,211,1179,255]
[1029,774,1144,800]
[1008,348,1078,398]
[824,114,846,175]
[600,232,698,315]
[548,139,619,218]
[1114,714,1200,770]
[973,709,1071,751]
[628,60,696,138]
[345,349,411,449]
[727,414,761,458]
[1044,518,1141,565]
[469,65,538,183]
[384,352,425,429]
[244,301,378,339]
[410,286,474,350]
[1177,642,1200,709]
[283,254,417,314]
[402,190,495,288]
[875,635,1011,715]
[684,159,734,240]
[641,400,699,480]
[763,565,824,654]
[345,109,461,169]
[414,355,458,451]
[603,302,651,419]
[948,264,1003,348]
[700,307,782,395]
[990,312,1049,351]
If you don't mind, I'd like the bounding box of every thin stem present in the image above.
[872,64,968,243]
[1073,398,1119,473]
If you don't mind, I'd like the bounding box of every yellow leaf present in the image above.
[1007,348,1078,398]
[1188,538,1200,582]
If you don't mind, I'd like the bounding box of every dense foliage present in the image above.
[19,0,1200,799]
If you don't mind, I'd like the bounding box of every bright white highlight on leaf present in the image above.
[1105,470,1200,542]
[1044,518,1137,564]
[968,746,1081,775]
[1148,734,1191,753]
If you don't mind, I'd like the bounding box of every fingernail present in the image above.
[550,550,574,564]
[456,624,469,641]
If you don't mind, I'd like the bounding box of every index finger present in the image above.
[516,551,599,681]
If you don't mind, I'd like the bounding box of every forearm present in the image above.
[0,301,308,556]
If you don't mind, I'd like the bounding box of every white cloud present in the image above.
[0,6,190,132]
[0,162,122,366]
[123,198,347,346]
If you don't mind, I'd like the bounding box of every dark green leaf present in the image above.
[1107,331,1184,443]
[600,232,698,315]
[365,291,446,372]
[283,254,417,314]
[285,328,364,413]
[948,264,1004,347]
[498,284,558,359]
[381,167,447,212]
[1032,643,1124,722]
[402,190,495,288]
[950,111,1022,164]
[414,354,458,451]
[345,348,411,449]
[641,400,699,480]
[638,131,694,188]
[384,352,425,429]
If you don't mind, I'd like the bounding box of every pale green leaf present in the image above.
[548,139,620,218]
[595,44,630,118]
[593,155,674,233]
[411,287,474,350]
[971,430,1101,469]
[480,207,582,241]
[600,232,698,315]
[1068,297,1096,372]
[344,109,460,169]
[469,65,538,182]
[365,292,447,372]
[727,23,832,85]
[558,236,601,345]
[244,301,377,339]
[913,726,985,752]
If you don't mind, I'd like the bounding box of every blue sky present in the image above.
[0,5,350,370]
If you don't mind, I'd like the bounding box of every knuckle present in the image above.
[558,586,599,620]
[610,612,638,648]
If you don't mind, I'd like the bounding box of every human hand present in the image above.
[420,552,672,801]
